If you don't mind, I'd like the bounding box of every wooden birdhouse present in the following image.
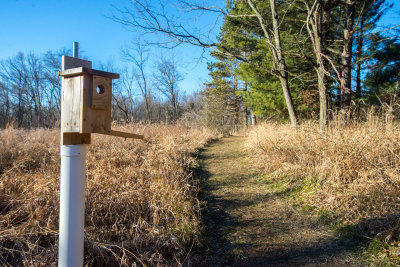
[59,66,119,134]
[59,55,142,145]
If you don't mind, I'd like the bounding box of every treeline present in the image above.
[111,42,202,124]
[0,45,198,128]
[113,0,400,131]
[202,0,400,131]
[0,51,63,128]
[2,1,398,131]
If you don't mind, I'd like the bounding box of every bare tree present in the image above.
[0,53,28,127]
[122,41,153,122]
[113,0,298,126]
[25,53,44,127]
[302,0,333,130]
[42,50,66,126]
[246,0,297,126]
[0,81,10,126]
[116,67,137,121]
[155,56,183,121]
[0,49,69,128]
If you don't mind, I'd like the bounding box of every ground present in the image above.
[197,136,362,267]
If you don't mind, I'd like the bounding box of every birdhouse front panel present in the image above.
[61,75,83,133]
[92,76,112,110]
[80,75,112,134]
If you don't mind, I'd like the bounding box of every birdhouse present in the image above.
[59,67,119,134]
[57,44,143,267]
[59,55,143,145]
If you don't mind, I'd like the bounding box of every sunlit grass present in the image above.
[0,123,215,266]
[246,112,400,264]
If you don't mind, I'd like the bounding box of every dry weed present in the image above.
[0,123,215,266]
[246,114,400,238]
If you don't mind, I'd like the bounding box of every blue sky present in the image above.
[0,0,223,95]
[0,0,399,96]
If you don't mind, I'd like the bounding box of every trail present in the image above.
[198,136,361,267]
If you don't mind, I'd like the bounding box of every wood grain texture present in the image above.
[60,56,93,145]
[101,130,144,140]
[62,56,92,70]
[80,75,112,134]
[61,76,82,133]
[91,76,111,110]
[61,132,91,145]
[59,67,119,79]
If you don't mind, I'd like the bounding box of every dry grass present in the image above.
[246,114,400,260]
[0,123,215,266]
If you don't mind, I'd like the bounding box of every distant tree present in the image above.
[203,54,238,132]
[154,56,183,121]
[0,81,10,126]
[0,49,72,128]
[42,50,66,125]
[113,67,137,122]
[122,41,153,122]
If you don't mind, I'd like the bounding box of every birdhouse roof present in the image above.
[58,67,120,79]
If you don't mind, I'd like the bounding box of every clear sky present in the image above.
[0,0,223,95]
[0,0,399,96]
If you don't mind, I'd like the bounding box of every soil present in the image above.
[197,136,362,267]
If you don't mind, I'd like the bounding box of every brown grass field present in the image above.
[3,114,400,266]
[246,114,400,264]
[0,124,215,266]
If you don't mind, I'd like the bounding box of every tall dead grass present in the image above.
[246,113,400,241]
[0,124,215,266]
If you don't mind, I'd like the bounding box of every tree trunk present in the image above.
[279,76,297,126]
[356,17,364,98]
[165,109,169,124]
[319,0,332,129]
[145,97,152,123]
[243,81,249,127]
[233,74,240,132]
[317,66,327,130]
[247,0,297,126]
[251,109,256,126]
[17,86,23,127]
[306,0,329,130]
[341,0,355,120]
[270,0,297,126]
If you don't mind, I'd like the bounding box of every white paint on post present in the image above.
[58,145,87,267]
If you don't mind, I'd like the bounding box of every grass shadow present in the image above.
[193,151,241,266]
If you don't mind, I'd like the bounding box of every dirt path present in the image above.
[198,136,361,267]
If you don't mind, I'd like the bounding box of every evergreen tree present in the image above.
[203,53,243,132]
[364,35,400,101]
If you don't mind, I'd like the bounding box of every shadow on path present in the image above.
[195,136,378,266]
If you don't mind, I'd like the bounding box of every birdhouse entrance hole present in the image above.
[96,85,105,94]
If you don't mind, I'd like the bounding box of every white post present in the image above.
[58,145,87,267]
